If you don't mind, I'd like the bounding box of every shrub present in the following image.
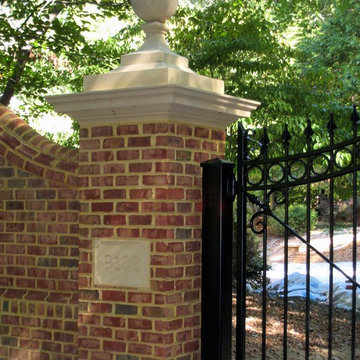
[269,204,318,237]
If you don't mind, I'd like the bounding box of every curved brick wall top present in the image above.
[0,105,79,187]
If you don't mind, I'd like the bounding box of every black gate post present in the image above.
[201,158,235,360]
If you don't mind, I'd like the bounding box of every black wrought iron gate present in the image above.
[201,106,360,360]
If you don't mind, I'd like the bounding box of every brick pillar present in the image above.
[76,117,226,359]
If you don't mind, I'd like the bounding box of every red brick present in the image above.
[117,228,140,238]
[141,332,174,344]
[156,162,183,173]
[128,136,151,147]
[79,338,100,349]
[103,163,125,174]
[155,215,184,226]
[90,303,112,313]
[78,315,100,326]
[128,343,152,355]
[103,189,126,199]
[152,280,175,291]
[155,267,184,278]
[129,215,152,225]
[91,126,113,137]
[177,124,192,136]
[156,136,184,148]
[116,176,138,186]
[103,317,125,327]
[91,151,114,162]
[20,339,40,349]
[7,151,25,168]
[128,318,152,330]
[141,202,175,213]
[103,215,126,225]
[128,292,152,304]
[176,254,192,265]
[202,140,218,151]
[130,189,153,199]
[185,139,200,149]
[91,228,114,237]
[103,340,125,352]
[89,352,112,360]
[91,176,113,187]
[1,132,20,147]
[25,161,44,177]
[155,345,182,357]
[91,202,113,212]
[151,255,174,266]
[143,123,174,134]
[184,340,200,352]
[194,152,210,162]
[143,229,174,240]
[79,215,101,225]
[116,202,139,212]
[129,162,152,172]
[155,319,183,331]
[195,127,209,138]
[143,175,174,186]
[117,150,139,160]
[184,290,199,301]
[6,223,25,232]
[142,149,174,160]
[117,125,139,135]
[155,241,184,252]
[185,265,200,276]
[80,139,100,149]
[176,176,192,186]
[156,188,184,200]
[79,165,100,176]
[102,290,126,301]
[185,164,201,175]
[176,150,192,161]
[103,137,124,148]
[115,330,138,341]
[212,129,226,141]
[89,327,112,338]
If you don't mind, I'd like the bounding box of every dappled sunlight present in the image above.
[232,294,360,359]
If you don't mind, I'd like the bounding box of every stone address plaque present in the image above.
[94,239,150,288]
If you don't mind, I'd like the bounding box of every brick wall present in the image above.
[77,122,225,360]
[0,104,228,360]
[0,106,79,360]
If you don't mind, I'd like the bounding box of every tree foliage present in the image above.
[0,0,137,145]
[0,0,358,149]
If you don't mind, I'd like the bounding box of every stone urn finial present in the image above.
[130,0,179,54]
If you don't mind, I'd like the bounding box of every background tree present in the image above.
[1,0,358,148]
[0,0,138,146]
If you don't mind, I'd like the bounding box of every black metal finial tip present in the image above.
[351,105,359,124]
[304,118,314,139]
[282,124,291,145]
[261,128,270,147]
[327,112,337,133]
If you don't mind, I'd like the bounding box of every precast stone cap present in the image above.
[131,0,178,23]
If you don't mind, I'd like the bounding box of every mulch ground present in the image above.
[232,293,360,359]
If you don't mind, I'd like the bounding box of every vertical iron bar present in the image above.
[261,129,269,360]
[351,105,358,360]
[283,125,291,360]
[327,113,336,360]
[236,123,247,360]
[305,119,313,360]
